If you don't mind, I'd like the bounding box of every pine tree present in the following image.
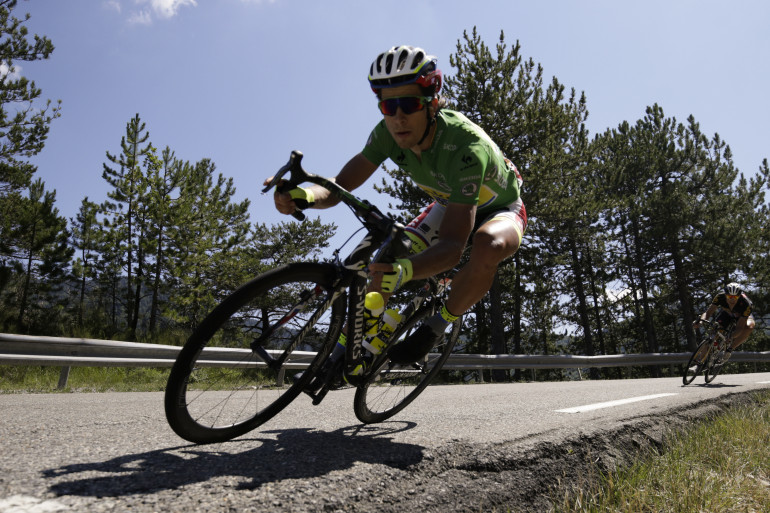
[100,114,152,339]
[69,198,101,330]
[143,147,185,336]
[0,0,60,195]
[0,0,60,308]
[164,158,251,328]
[4,178,71,332]
[444,29,593,376]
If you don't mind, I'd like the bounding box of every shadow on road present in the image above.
[43,422,422,497]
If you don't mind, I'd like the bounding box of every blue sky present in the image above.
[16,0,770,248]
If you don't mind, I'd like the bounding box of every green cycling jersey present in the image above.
[361,109,522,215]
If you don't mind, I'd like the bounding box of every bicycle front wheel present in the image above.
[165,263,346,444]
[682,339,711,385]
[353,305,460,424]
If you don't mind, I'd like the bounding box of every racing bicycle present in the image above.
[682,318,735,385]
[164,150,462,444]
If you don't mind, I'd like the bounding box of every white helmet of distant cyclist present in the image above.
[724,282,742,296]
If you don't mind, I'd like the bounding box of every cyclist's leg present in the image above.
[390,200,526,364]
[445,201,525,316]
[730,315,754,349]
[444,203,526,326]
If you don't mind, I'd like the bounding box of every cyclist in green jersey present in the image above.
[268,46,527,364]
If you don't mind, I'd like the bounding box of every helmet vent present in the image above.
[411,51,425,70]
[385,53,394,74]
[396,48,409,72]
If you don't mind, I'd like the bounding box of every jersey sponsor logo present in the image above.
[443,143,457,151]
[484,163,509,191]
[460,153,479,173]
[459,174,481,182]
[462,182,478,197]
[428,170,450,190]
[396,151,406,163]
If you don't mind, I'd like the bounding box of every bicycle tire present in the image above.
[353,305,460,424]
[705,325,736,384]
[704,348,725,384]
[682,339,711,385]
[165,263,346,444]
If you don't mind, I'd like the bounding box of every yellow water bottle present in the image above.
[363,308,403,355]
[363,292,385,337]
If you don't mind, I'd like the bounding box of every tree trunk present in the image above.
[512,254,523,382]
[629,216,661,377]
[568,236,600,379]
[489,272,507,382]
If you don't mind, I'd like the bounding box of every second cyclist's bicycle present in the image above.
[682,318,735,385]
[164,151,462,444]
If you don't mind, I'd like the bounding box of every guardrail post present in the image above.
[276,368,285,387]
[57,366,70,389]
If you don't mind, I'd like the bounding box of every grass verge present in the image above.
[0,365,170,393]
[552,390,770,512]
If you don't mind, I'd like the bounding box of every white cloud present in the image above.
[128,9,153,25]
[121,0,197,25]
[103,0,121,13]
[146,0,198,19]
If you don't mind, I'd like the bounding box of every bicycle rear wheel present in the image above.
[682,339,711,385]
[353,305,460,424]
[165,263,345,444]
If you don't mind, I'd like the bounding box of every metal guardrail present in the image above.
[2,333,769,388]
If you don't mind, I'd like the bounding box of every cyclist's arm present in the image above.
[268,153,377,214]
[697,304,718,323]
[308,153,378,209]
[370,202,474,282]
[409,202,474,279]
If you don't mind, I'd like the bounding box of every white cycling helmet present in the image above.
[368,46,442,94]
[724,282,742,296]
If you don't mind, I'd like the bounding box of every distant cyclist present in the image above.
[693,282,755,363]
[267,45,526,365]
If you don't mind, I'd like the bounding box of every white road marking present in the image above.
[555,393,678,414]
[0,495,68,513]
[757,381,770,384]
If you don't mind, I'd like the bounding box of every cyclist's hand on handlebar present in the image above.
[288,187,315,209]
[369,259,413,293]
[263,177,315,215]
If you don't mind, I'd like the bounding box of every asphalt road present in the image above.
[1,372,769,512]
